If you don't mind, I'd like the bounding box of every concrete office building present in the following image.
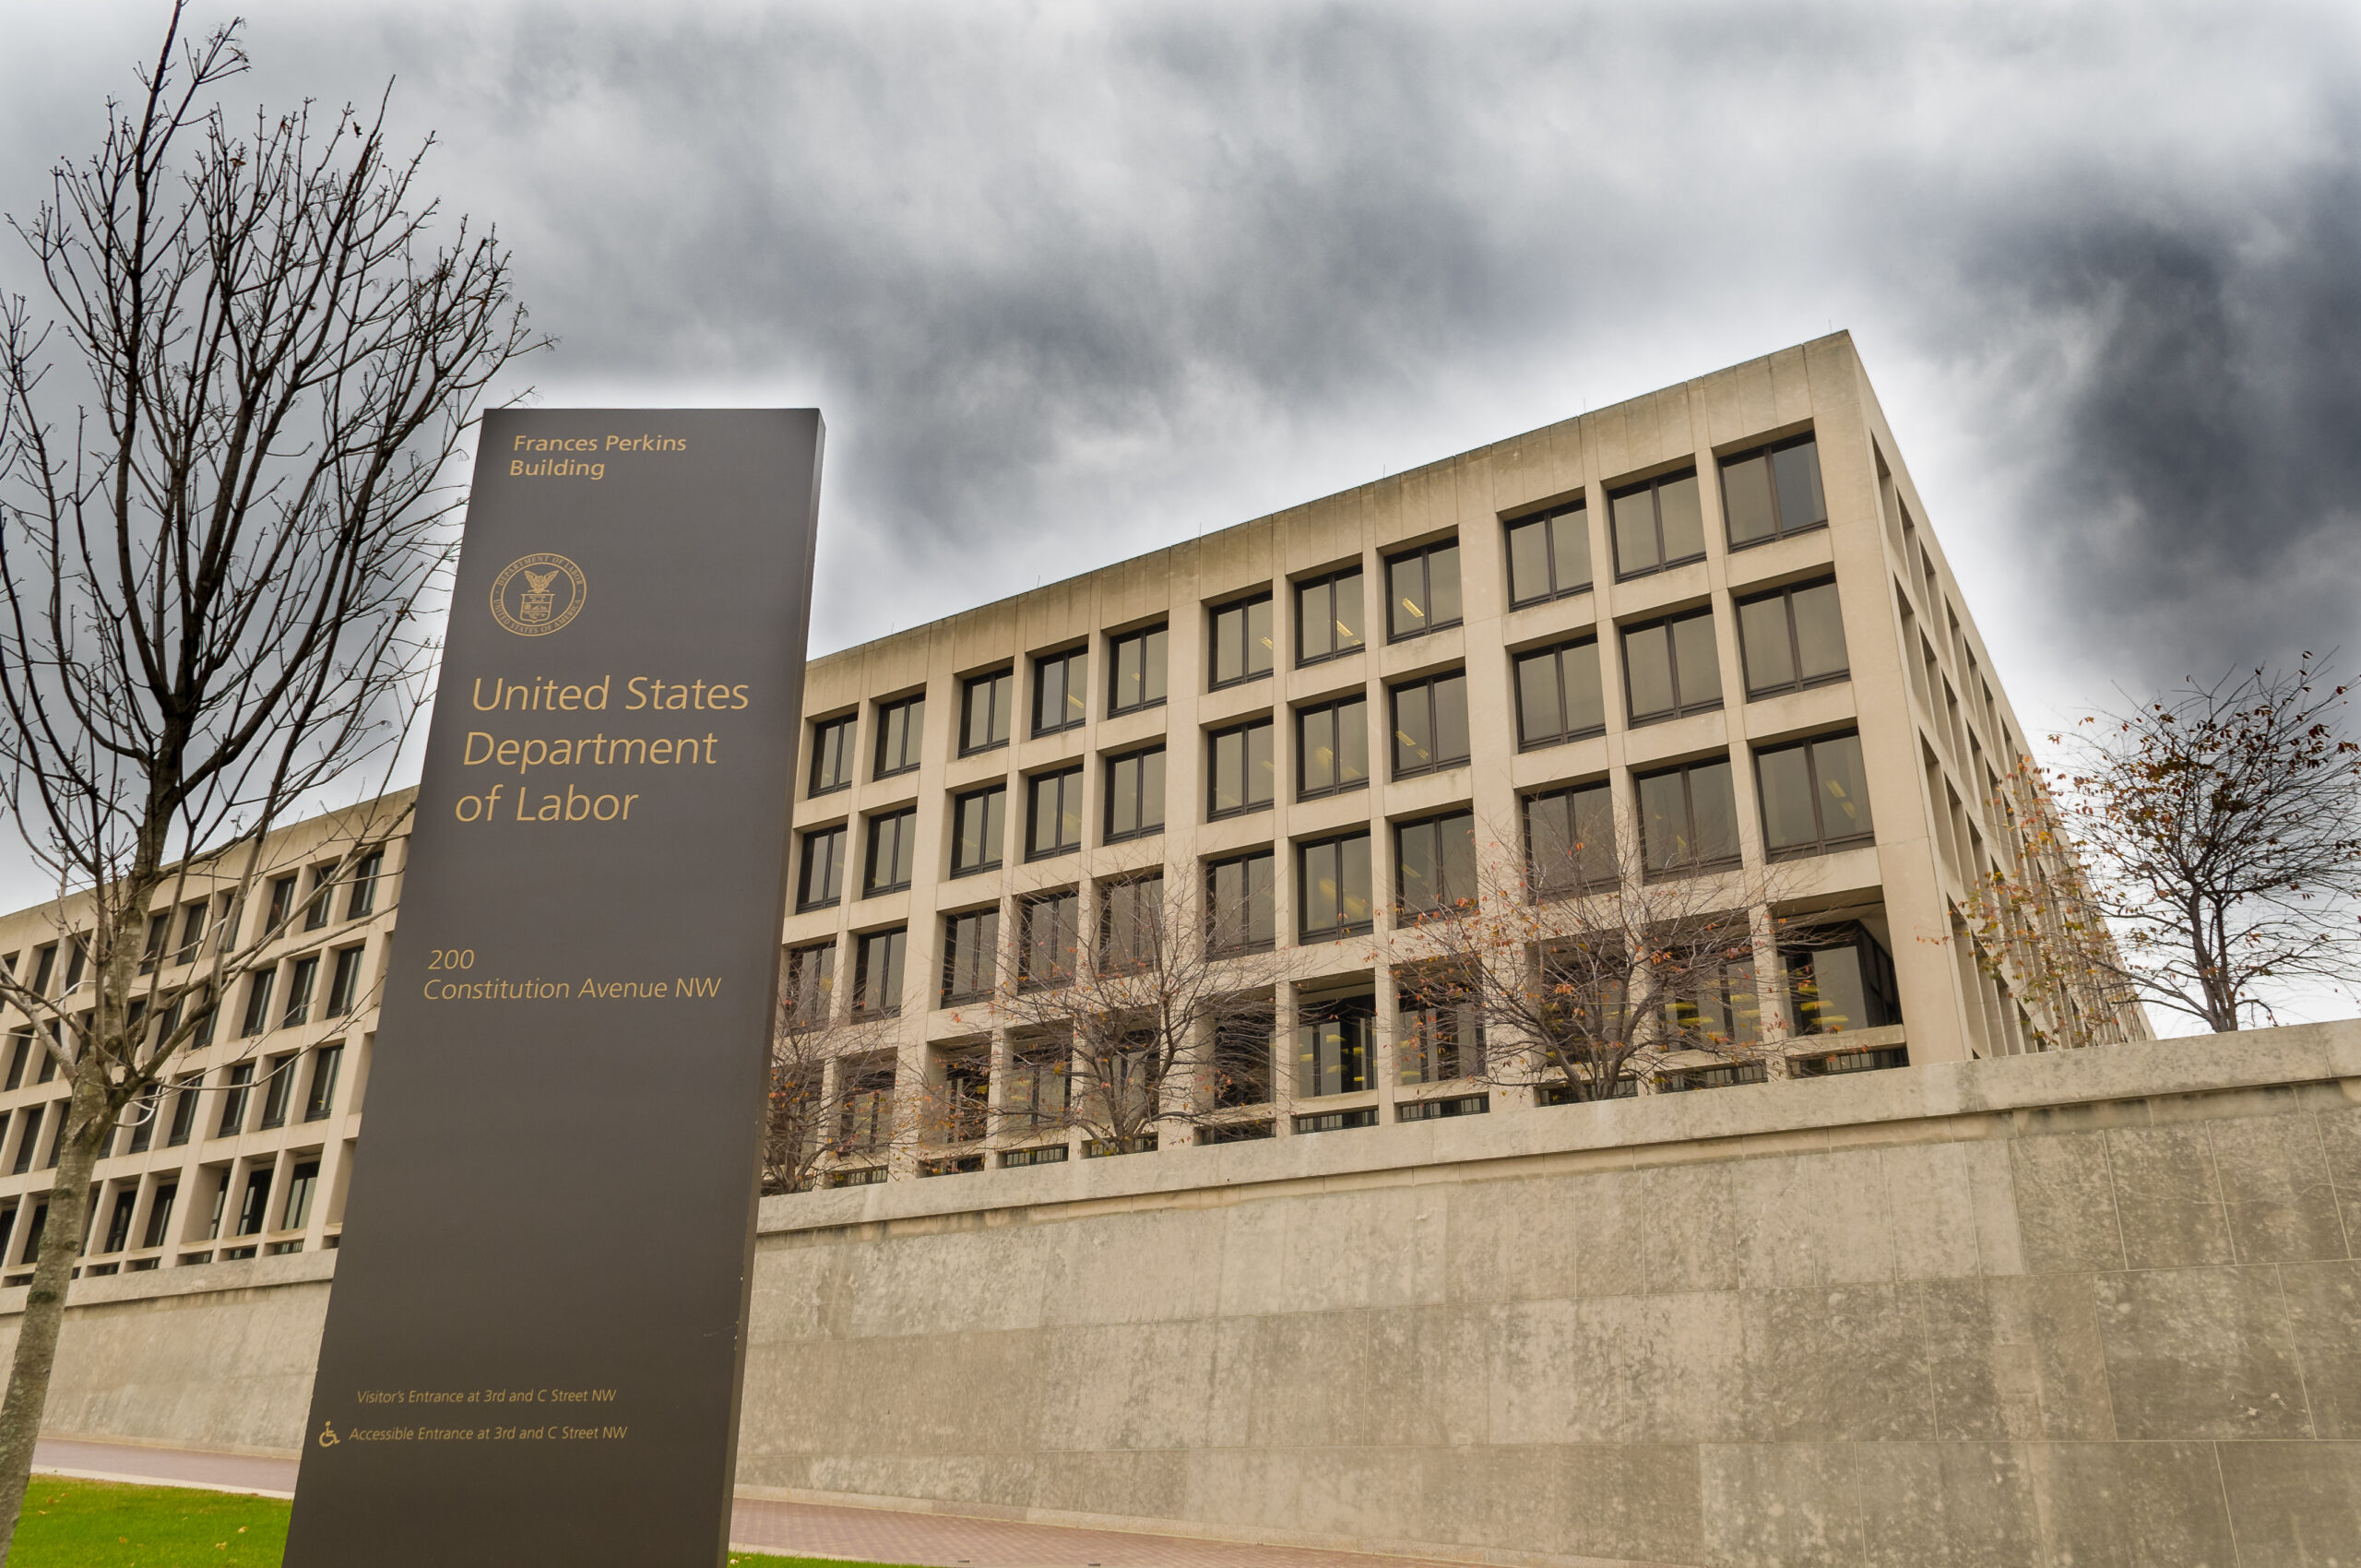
[783,331,2146,1185]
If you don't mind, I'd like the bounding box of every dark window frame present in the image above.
[1102,745,1167,844]
[852,928,908,1019]
[1388,669,1471,779]
[1296,830,1374,941]
[958,669,1015,756]
[797,824,848,910]
[941,907,1002,1006]
[1754,730,1877,859]
[1107,624,1169,716]
[1394,810,1477,920]
[1513,636,1606,751]
[1621,608,1725,724]
[1205,849,1277,955]
[948,784,1007,878]
[1719,432,1828,550]
[873,693,926,778]
[1636,756,1743,878]
[1206,716,1275,821]
[1504,500,1593,606]
[1294,693,1370,801]
[809,712,856,796]
[1018,888,1083,991]
[862,808,919,897]
[1382,539,1464,643]
[1025,766,1086,861]
[1294,565,1367,667]
[1031,646,1088,738]
[1609,468,1706,581]
[784,940,837,1028]
[1207,592,1275,691]
[1737,576,1849,698]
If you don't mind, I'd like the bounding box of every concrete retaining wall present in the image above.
[18,1025,2361,1566]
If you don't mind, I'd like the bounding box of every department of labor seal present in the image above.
[490,552,587,636]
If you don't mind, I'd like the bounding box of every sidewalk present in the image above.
[32,1438,1477,1568]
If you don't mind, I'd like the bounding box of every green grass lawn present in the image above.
[8,1477,917,1567]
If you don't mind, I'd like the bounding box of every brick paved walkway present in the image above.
[31,1438,1477,1568]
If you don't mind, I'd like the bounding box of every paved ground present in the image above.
[31,1438,1476,1568]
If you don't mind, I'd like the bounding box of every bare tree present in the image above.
[764,948,900,1194]
[0,8,538,1544]
[2041,659,2361,1033]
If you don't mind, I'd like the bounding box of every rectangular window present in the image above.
[141,1182,178,1251]
[282,1160,320,1231]
[853,929,908,1018]
[1033,647,1087,735]
[258,1053,296,1129]
[1297,833,1373,939]
[1784,924,1902,1034]
[798,825,847,909]
[836,1059,896,1154]
[1004,1038,1069,1132]
[1207,719,1275,818]
[141,911,170,975]
[1505,501,1592,605]
[1395,812,1477,918]
[237,1167,272,1236]
[934,1053,990,1146]
[1756,731,1876,857]
[103,1189,136,1254]
[1206,852,1275,952]
[1295,695,1368,799]
[1384,540,1463,640]
[941,908,1001,1004]
[1209,594,1275,687]
[950,785,1006,876]
[1637,758,1741,874]
[1609,469,1706,578]
[1513,638,1605,749]
[863,809,919,895]
[175,900,210,962]
[1720,433,1827,548]
[784,943,836,1028]
[1398,993,1481,1084]
[166,1075,199,1146]
[1295,996,1373,1097]
[267,874,298,934]
[30,944,54,995]
[1026,767,1085,860]
[281,956,318,1028]
[1097,874,1164,968]
[1103,746,1166,842]
[4,1029,27,1091]
[325,945,363,1017]
[125,1082,160,1154]
[303,866,335,931]
[1667,955,1763,1049]
[875,694,926,778]
[1622,609,1724,722]
[1525,781,1617,896]
[218,1063,255,1137]
[1738,578,1848,696]
[1295,567,1366,664]
[303,1044,343,1122]
[240,970,276,1037]
[9,1107,41,1174]
[960,669,1014,754]
[346,851,383,920]
[809,713,856,794]
[190,984,216,1049]
[1389,670,1470,778]
[1019,890,1081,989]
[1108,624,1169,714]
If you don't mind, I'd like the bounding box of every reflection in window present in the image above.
[1396,812,1477,918]
[1514,638,1605,749]
[1783,924,1902,1034]
[853,930,908,1017]
[1296,695,1368,799]
[1738,578,1848,696]
[863,809,918,895]
[1636,758,1740,874]
[1623,610,1724,722]
[1210,594,1274,687]
[1398,991,1482,1084]
[1506,502,1592,605]
[960,670,1014,754]
[1298,833,1372,939]
[836,1057,897,1149]
[1720,434,1827,548]
[1525,782,1617,897]
[950,785,1006,876]
[1296,568,1366,664]
[1610,469,1705,578]
[875,694,926,778]
[942,908,1001,1004]
[785,942,836,1027]
[1033,647,1087,735]
[1098,874,1164,968]
[810,713,855,794]
[1295,995,1374,1097]
[1026,768,1085,860]
[1003,1037,1070,1133]
[1208,719,1275,818]
[1385,540,1463,640]
[1206,852,1275,952]
[1667,955,1762,1048]
[1390,671,1469,777]
[1104,747,1166,842]
[1020,890,1081,989]
[1756,732,1875,857]
[799,825,847,909]
[1109,624,1169,714]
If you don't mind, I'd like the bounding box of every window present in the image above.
[303,1044,343,1122]
[166,1076,199,1146]
[30,944,55,995]
[1097,874,1164,968]
[175,901,210,963]
[1389,671,1469,777]
[346,852,382,920]
[852,929,908,1018]
[1720,433,1827,548]
[809,714,855,795]
[237,1167,272,1236]
[1384,540,1462,640]
[240,970,276,1037]
[942,909,1001,1004]
[1211,1008,1275,1109]
[8,1107,40,1174]
[1783,924,1902,1034]
[1295,996,1373,1097]
[835,1059,896,1155]
[63,938,87,992]
[1525,782,1617,896]
[1004,1038,1070,1132]
[1756,732,1875,857]
[1,1029,24,1090]
[125,1082,160,1154]
[141,912,170,974]
[103,1189,136,1254]
[1209,594,1274,687]
[950,786,1006,876]
[1738,578,1848,696]
[1637,758,1741,874]
[267,874,298,934]
[1206,852,1275,952]
[1298,833,1372,939]
[282,1160,320,1231]
[1622,609,1724,722]
[1505,501,1592,605]
[1103,747,1165,842]
[863,809,918,895]
[1667,955,1763,1048]
[934,1053,990,1146]
[1396,812,1477,918]
[875,694,925,778]
[303,866,335,931]
[1296,567,1366,664]
[1108,624,1168,714]
[1019,890,1081,989]
[259,1053,296,1129]
[1033,647,1087,736]
[1609,469,1705,578]
[1295,695,1368,800]
[1514,638,1605,749]
[960,669,1014,754]
[798,825,847,909]
[1207,719,1275,818]
[142,1182,178,1251]
[784,943,836,1028]
[1398,992,1482,1084]
[325,945,364,1017]
[281,956,318,1028]
[1026,767,1085,860]
[219,1063,255,1136]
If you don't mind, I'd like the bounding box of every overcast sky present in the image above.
[3,2,2359,973]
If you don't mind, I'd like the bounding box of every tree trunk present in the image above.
[0,1069,111,1563]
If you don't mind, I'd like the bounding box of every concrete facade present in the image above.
[13,1026,2361,1566]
